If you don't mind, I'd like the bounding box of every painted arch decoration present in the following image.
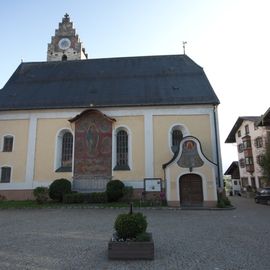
[163,136,218,207]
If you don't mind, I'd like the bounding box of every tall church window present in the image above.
[62,54,67,61]
[114,129,130,170]
[0,167,11,183]
[55,129,73,172]
[61,132,73,168]
[3,135,14,152]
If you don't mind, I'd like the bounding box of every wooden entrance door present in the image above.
[180,174,203,206]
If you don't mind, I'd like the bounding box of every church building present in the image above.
[0,14,222,207]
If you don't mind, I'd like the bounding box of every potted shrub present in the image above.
[108,204,154,260]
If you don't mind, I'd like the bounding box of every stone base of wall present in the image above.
[203,200,217,208]
[0,190,35,201]
[73,176,111,193]
[131,189,165,201]
[167,200,217,208]
[167,201,180,207]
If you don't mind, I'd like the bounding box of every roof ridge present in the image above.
[19,54,191,66]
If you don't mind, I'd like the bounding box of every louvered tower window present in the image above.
[1,167,11,183]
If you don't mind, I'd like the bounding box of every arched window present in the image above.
[61,132,73,168]
[55,130,73,172]
[3,135,14,152]
[114,129,130,170]
[171,127,183,153]
[0,166,11,183]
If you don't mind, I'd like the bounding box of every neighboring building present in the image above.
[225,116,270,189]
[257,107,270,127]
[0,14,223,207]
[224,161,241,195]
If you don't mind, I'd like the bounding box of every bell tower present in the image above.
[47,14,88,61]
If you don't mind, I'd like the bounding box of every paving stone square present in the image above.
[0,197,269,270]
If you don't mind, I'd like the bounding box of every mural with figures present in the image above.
[73,110,115,179]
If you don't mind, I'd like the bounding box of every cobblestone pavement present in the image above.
[0,196,269,270]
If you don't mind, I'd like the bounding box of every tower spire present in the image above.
[182,41,187,55]
[47,14,88,61]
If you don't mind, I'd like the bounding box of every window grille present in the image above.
[1,167,11,183]
[172,130,183,148]
[61,132,73,166]
[245,125,249,135]
[3,136,13,152]
[239,158,245,168]
[256,155,264,166]
[116,130,128,167]
[237,143,244,153]
[255,137,263,148]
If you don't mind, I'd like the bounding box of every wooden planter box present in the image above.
[108,234,154,260]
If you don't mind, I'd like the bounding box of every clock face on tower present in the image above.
[58,38,71,50]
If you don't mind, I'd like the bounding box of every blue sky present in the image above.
[1,0,270,171]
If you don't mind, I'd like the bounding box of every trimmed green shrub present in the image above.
[106,180,124,202]
[81,192,107,203]
[89,192,107,203]
[63,193,84,204]
[33,187,49,204]
[120,186,134,202]
[114,212,147,240]
[223,197,232,206]
[82,193,92,203]
[217,191,232,208]
[217,199,226,208]
[49,178,71,202]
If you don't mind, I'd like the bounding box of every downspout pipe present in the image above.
[213,105,223,189]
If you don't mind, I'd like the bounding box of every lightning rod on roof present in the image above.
[182,41,187,55]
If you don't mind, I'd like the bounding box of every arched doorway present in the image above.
[179,174,203,206]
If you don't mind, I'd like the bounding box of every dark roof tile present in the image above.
[0,54,219,110]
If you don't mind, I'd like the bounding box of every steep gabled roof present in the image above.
[257,107,270,126]
[0,54,219,111]
[225,116,261,143]
[224,161,239,175]
[69,109,115,123]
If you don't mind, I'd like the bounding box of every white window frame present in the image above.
[168,124,189,154]
[54,128,74,171]
[1,134,15,152]
[0,165,12,183]
[112,125,132,170]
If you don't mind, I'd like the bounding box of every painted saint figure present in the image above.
[86,123,99,156]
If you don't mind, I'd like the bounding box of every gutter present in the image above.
[213,105,222,188]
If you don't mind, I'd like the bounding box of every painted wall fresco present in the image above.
[177,140,204,169]
[74,111,113,179]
